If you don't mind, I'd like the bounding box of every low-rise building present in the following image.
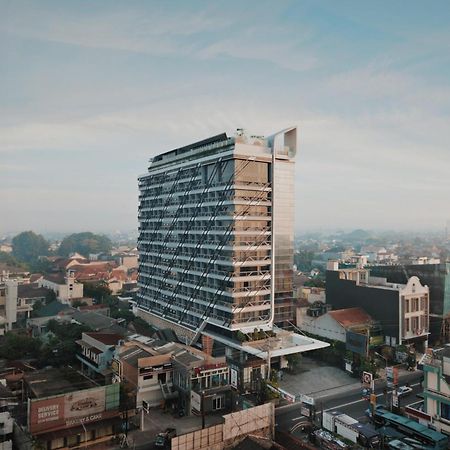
[113,341,177,410]
[23,367,121,449]
[38,271,83,303]
[172,346,231,417]
[0,280,18,334]
[76,332,123,384]
[298,307,382,351]
[326,262,430,350]
[0,411,13,450]
[421,346,450,436]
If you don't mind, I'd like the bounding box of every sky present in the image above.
[1,0,450,235]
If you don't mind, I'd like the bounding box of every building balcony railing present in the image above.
[76,353,100,370]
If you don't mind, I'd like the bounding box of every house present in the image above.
[113,341,177,410]
[27,302,75,336]
[38,270,83,303]
[76,332,123,384]
[16,283,52,319]
[298,306,383,356]
[71,310,127,335]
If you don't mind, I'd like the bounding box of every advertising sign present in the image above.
[393,367,399,386]
[386,366,394,387]
[29,385,119,434]
[392,391,399,408]
[362,371,373,385]
[346,331,368,356]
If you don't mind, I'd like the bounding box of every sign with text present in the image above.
[29,385,119,434]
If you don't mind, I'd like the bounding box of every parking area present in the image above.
[278,356,358,399]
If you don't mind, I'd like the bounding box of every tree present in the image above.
[0,333,41,360]
[304,278,325,288]
[12,231,49,263]
[83,282,112,301]
[0,251,28,270]
[58,232,112,257]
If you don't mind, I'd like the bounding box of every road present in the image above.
[276,370,423,434]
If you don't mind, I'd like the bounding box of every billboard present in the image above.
[29,384,120,434]
[346,331,368,355]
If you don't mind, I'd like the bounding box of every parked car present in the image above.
[396,386,413,398]
[154,428,177,448]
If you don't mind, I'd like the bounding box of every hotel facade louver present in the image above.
[136,128,297,345]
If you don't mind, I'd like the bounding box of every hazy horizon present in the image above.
[1,1,450,234]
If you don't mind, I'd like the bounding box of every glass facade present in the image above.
[137,130,297,341]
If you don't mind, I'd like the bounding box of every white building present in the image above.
[0,411,13,450]
[38,270,83,303]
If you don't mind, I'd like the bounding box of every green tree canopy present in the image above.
[0,332,41,360]
[58,232,112,257]
[12,231,49,263]
[0,251,28,270]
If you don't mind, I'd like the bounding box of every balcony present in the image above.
[76,353,99,370]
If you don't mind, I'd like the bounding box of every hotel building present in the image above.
[136,128,298,345]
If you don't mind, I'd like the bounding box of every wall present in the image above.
[300,313,345,342]
[326,270,400,344]
[370,263,450,342]
[171,403,274,450]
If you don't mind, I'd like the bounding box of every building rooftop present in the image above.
[17,283,50,299]
[205,328,330,359]
[152,133,229,164]
[24,367,97,398]
[72,310,127,335]
[328,307,373,328]
[42,273,66,284]
[34,301,74,317]
[85,332,123,346]
[172,349,203,368]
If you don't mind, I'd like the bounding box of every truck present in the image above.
[323,410,380,447]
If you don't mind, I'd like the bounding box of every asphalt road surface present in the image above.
[276,370,423,435]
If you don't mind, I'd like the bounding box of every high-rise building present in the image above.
[136,128,297,345]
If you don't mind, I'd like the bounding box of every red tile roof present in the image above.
[328,307,373,328]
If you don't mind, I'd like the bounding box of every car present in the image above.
[396,386,413,398]
[154,428,177,448]
[154,433,167,448]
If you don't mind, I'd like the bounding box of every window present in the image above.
[212,395,224,410]
[441,402,450,420]
[405,299,409,313]
[405,318,410,332]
